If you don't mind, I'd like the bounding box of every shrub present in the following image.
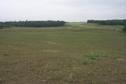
[123,25,126,32]
[0,26,3,29]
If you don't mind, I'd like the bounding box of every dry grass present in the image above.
[0,23,126,84]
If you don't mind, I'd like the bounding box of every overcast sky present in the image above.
[0,0,126,22]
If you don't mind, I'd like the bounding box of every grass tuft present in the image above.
[87,51,107,60]
[82,51,107,65]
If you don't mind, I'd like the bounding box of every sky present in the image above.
[0,0,126,22]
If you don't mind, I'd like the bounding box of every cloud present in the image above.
[0,0,126,21]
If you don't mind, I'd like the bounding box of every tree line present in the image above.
[87,19,126,25]
[0,20,66,28]
[87,19,126,32]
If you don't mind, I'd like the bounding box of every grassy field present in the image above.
[0,23,126,84]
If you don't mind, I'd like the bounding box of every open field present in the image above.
[0,23,126,84]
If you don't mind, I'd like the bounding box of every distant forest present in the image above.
[0,21,66,28]
[87,19,126,25]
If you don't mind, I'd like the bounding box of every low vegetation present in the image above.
[0,23,126,84]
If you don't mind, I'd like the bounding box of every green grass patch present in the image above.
[82,51,108,65]
[87,51,107,60]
